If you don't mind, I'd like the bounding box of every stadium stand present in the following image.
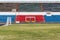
[18,3,42,12]
[42,3,60,12]
[0,3,60,12]
[0,3,16,12]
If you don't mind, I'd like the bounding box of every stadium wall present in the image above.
[0,12,60,23]
[0,12,16,23]
[44,12,60,23]
[16,12,45,23]
[16,12,60,23]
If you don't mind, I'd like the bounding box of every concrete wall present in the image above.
[0,12,60,23]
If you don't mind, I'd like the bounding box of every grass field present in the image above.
[0,24,60,40]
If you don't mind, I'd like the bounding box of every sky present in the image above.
[0,0,60,3]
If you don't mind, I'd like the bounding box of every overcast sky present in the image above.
[0,0,60,3]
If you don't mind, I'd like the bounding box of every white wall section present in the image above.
[0,12,60,15]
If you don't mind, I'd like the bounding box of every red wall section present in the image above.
[16,15,45,23]
[16,15,20,21]
[36,15,45,23]
[16,15,25,22]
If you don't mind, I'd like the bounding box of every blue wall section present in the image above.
[44,15,60,23]
[0,15,15,23]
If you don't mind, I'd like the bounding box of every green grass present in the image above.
[0,24,60,40]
